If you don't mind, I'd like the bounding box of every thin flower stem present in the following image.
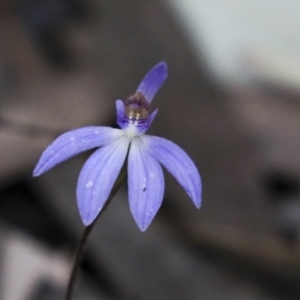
[64,176,124,300]
[65,223,94,300]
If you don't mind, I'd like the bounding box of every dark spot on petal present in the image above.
[143,187,146,192]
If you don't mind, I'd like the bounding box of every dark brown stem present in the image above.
[64,178,124,300]
[64,223,94,300]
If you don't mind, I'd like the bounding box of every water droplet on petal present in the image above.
[86,181,93,188]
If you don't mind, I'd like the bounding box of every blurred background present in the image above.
[0,0,300,299]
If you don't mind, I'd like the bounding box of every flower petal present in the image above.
[147,109,158,128]
[33,126,124,177]
[144,135,201,208]
[115,99,125,128]
[77,136,130,225]
[136,62,167,103]
[128,137,164,231]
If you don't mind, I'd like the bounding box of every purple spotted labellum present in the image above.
[33,62,201,231]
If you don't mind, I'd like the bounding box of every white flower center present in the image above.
[124,123,139,139]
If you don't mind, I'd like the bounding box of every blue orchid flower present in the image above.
[33,62,201,231]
